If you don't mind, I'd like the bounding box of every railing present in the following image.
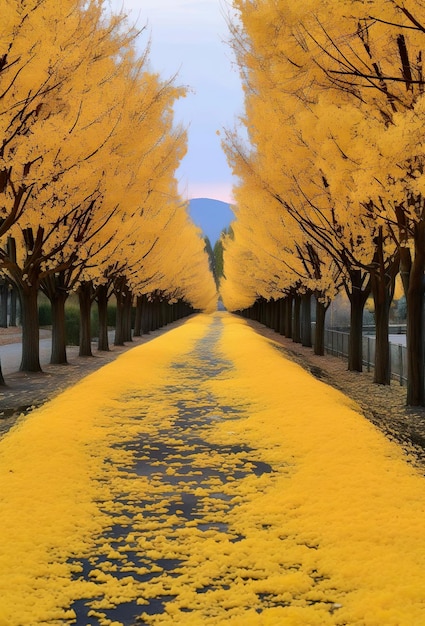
[323,329,408,386]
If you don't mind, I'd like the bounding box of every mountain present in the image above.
[188,198,234,245]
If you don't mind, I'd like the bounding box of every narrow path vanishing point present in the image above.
[0,312,425,626]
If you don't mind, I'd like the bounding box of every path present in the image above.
[0,313,425,626]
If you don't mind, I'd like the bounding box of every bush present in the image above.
[38,302,52,327]
[91,307,99,338]
[65,304,80,346]
[39,296,115,345]
[107,304,116,327]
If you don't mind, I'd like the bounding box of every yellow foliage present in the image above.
[0,0,215,311]
[0,313,425,623]
[222,0,421,308]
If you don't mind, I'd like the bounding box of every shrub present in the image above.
[91,307,99,338]
[65,304,80,346]
[107,304,116,327]
[39,296,114,345]
[38,302,52,327]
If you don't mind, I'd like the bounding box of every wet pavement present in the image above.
[66,317,272,624]
[2,314,425,625]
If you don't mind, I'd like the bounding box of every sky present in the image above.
[108,0,244,204]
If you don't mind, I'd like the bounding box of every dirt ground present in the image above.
[0,318,424,474]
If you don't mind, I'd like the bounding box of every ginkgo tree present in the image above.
[0,0,217,375]
[42,64,189,362]
[225,0,396,377]
[298,0,425,404]
[224,0,423,400]
[0,0,140,370]
[220,172,342,356]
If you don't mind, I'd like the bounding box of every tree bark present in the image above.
[78,281,93,357]
[114,290,125,346]
[406,220,425,406]
[301,291,312,347]
[347,270,370,372]
[123,291,133,342]
[141,295,151,334]
[373,288,391,385]
[134,295,142,336]
[370,235,398,385]
[40,272,69,364]
[279,298,286,335]
[293,295,301,343]
[285,294,293,339]
[314,299,328,356]
[50,292,68,364]
[152,298,160,331]
[0,361,5,386]
[0,282,8,328]
[9,286,17,326]
[96,284,110,352]
[19,284,42,372]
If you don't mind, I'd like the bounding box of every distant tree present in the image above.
[204,237,216,278]
[213,240,224,285]
[214,226,233,286]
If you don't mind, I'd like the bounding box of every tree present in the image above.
[0,0,144,370]
[296,0,425,401]
[224,0,403,385]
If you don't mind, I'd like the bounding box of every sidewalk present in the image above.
[0,312,425,625]
[0,330,58,375]
[0,323,185,432]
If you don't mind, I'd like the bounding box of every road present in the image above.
[0,313,424,626]
[0,330,116,375]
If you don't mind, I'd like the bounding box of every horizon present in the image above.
[189,196,234,206]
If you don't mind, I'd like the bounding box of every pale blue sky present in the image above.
[108,0,243,203]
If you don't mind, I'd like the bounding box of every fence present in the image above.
[323,329,408,386]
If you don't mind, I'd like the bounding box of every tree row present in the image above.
[0,0,217,377]
[220,0,425,405]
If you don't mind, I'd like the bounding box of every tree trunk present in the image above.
[264,299,272,328]
[293,295,301,343]
[314,299,328,356]
[347,270,370,372]
[258,299,265,326]
[370,239,398,385]
[152,299,160,331]
[7,239,18,327]
[0,282,8,328]
[50,292,68,364]
[78,281,93,357]
[279,298,286,335]
[161,301,168,327]
[301,292,312,347]
[274,299,280,333]
[123,292,133,342]
[0,361,5,386]
[406,220,425,406]
[9,286,17,326]
[399,245,412,298]
[97,284,110,352]
[19,284,42,372]
[114,290,125,346]
[348,295,364,372]
[285,294,293,339]
[373,289,391,385]
[141,295,151,335]
[134,295,142,337]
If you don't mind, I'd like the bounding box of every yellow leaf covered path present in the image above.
[0,313,424,626]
